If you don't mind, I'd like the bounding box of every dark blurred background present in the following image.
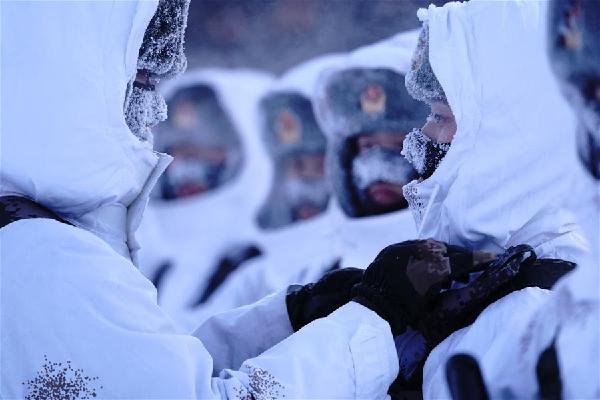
[185,0,449,75]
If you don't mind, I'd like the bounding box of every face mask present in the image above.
[124,80,167,144]
[282,177,330,211]
[351,147,416,191]
[166,158,225,197]
[401,128,450,180]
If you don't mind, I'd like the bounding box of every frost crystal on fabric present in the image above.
[282,177,330,209]
[401,128,450,178]
[403,179,427,228]
[137,0,190,80]
[405,23,447,104]
[125,0,190,143]
[351,147,415,190]
[124,85,167,143]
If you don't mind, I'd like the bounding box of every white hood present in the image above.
[0,1,169,263]
[315,31,422,267]
[405,0,587,261]
[144,68,274,330]
[274,53,347,96]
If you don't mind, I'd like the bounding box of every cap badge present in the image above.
[361,83,386,114]
[276,109,302,144]
[559,0,582,50]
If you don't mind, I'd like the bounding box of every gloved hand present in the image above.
[286,266,364,331]
[418,244,536,346]
[352,239,496,336]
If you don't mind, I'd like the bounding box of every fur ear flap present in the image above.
[138,0,190,80]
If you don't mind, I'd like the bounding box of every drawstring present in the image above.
[417,182,440,238]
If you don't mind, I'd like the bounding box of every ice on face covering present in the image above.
[401,127,450,179]
[125,86,168,144]
[154,83,243,200]
[124,0,189,142]
[402,23,453,182]
[352,147,415,191]
[257,91,330,230]
[316,66,427,218]
[281,176,330,211]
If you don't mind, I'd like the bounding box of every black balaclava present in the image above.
[402,128,451,180]
[155,84,243,200]
[403,22,452,180]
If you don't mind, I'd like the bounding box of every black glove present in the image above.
[286,266,364,331]
[418,244,536,346]
[352,240,496,336]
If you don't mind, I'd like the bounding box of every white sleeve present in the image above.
[188,257,279,328]
[422,287,550,399]
[3,220,399,400]
[212,301,399,400]
[193,290,295,373]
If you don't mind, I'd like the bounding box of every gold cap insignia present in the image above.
[276,109,302,144]
[361,83,386,114]
[559,2,583,50]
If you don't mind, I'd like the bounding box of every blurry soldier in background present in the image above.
[137,69,274,332]
[256,91,330,229]
[157,84,243,199]
[188,54,345,324]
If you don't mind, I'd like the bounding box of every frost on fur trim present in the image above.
[405,23,447,104]
[352,147,416,190]
[125,86,167,144]
[138,0,190,80]
[403,179,427,228]
[401,128,450,176]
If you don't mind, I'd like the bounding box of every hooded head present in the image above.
[154,83,243,200]
[548,0,600,180]
[146,68,274,223]
[1,1,189,263]
[256,91,329,230]
[403,22,455,180]
[317,67,427,217]
[255,55,345,231]
[401,1,585,260]
[315,32,428,219]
